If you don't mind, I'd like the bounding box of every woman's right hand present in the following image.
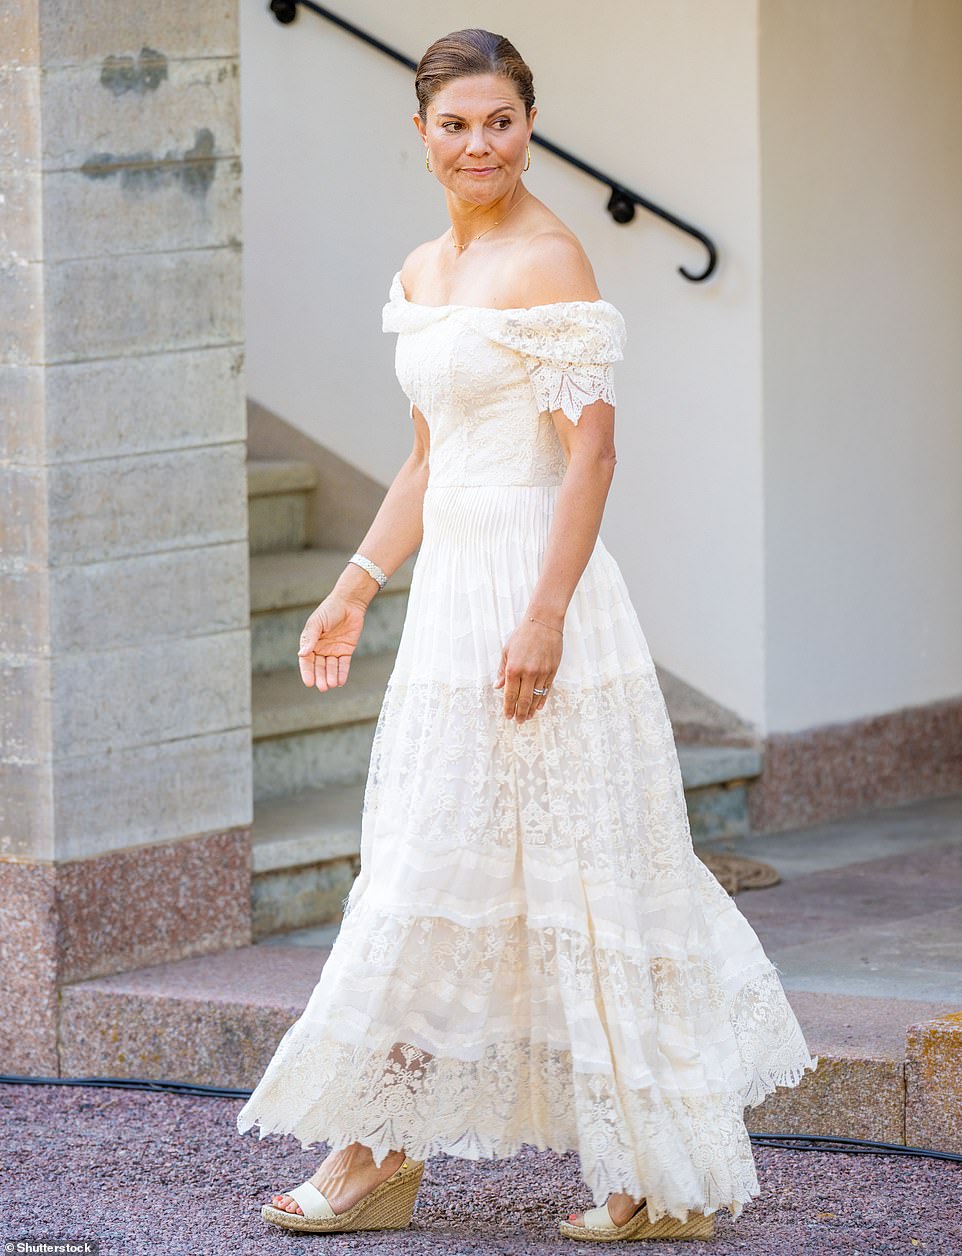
[297,593,366,691]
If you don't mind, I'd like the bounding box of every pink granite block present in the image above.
[745,1056,905,1143]
[905,1009,962,1153]
[746,991,962,1144]
[0,859,59,1076]
[749,696,962,834]
[61,943,329,1086]
[750,991,909,1142]
[787,990,961,1059]
[57,825,252,983]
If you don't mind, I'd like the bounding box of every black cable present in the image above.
[3,1074,961,1165]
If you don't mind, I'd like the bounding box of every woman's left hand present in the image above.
[494,616,563,722]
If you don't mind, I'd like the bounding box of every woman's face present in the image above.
[415,73,536,204]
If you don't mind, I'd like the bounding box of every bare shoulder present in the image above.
[511,230,601,306]
[399,236,446,294]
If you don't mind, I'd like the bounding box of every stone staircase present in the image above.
[247,458,415,938]
[246,455,764,940]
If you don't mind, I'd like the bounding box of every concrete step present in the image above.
[657,663,761,749]
[251,782,365,939]
[251,651,395,800]
[247,458,319,497]
[679,744,762,840]
[58,945,961,1152]
[246,458,318,555]
[249,548,416,673]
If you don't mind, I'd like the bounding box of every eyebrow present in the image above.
[436,105,518,120]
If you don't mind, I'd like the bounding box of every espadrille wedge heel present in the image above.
[559,1198,715,1242]
[261,1155,425,1233]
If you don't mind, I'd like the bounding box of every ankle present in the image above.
[339,1143,405,1169]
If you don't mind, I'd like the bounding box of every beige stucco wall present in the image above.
[759,0,962,730]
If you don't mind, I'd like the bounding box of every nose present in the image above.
[464,126,491,157]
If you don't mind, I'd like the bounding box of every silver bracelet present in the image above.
[348,552,388,589]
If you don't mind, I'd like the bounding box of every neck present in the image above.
[445,181,527,247]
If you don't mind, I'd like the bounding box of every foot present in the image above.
[269,1142,406,1217]
[567,1191,646,1229]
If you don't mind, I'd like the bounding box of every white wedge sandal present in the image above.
[559,1197,716,1242]
[261,1155,425,1233]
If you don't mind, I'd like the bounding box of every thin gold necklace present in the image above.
[450,190,531,253]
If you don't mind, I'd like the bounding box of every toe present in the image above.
[567,1211,584,1227]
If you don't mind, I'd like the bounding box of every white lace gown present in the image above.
[236,271,819,1224]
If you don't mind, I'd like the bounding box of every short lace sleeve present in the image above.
[469,301,628,424]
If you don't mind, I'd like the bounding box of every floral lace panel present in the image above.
[527,359,618,424]
[466,299,627,367]
[356,673,698,894]
[236,951,817,1224]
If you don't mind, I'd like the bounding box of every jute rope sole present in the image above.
[261,1156,425,1233]
[558,1204,716,1242]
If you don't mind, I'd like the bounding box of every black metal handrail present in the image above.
[268,0,718,282]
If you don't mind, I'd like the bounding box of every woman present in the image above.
[237,27,818,1242]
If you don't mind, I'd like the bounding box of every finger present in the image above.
[313,653,329,692]
[298,618,320,687]
[535,678,552,712]
[494,647,506,690]
[318,653,337,693]
[503,667,520,718]
[337,654,351,686]
[298,649,316,687]
[298,620,319,655]
[326,654,340,689]
[514,679,535,722]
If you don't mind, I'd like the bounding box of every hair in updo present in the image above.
[415,28,535,122]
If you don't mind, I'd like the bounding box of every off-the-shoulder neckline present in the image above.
[390,270,619,315]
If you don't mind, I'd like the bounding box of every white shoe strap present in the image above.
[287,1180,336,1221]
[582,1201,617,1229]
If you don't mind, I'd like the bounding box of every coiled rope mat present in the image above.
[695,849,781,895]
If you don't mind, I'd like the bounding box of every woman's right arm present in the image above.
[297,406,430,691]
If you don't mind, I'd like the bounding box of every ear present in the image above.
[526,105,538,140]
[412,113,427,143]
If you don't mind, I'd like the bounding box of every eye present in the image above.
[442,121,463,131]
[492,117,511,129]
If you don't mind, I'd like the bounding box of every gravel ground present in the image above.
[2,1082,960,1256]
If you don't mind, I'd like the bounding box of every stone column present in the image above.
[0,4,251,1075]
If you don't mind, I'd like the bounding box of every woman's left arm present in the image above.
[496,398,616,722]
[494,231,619,723]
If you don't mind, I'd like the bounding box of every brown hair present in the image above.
[415,28,535,122]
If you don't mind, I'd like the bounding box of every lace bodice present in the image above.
[382,272,627,488]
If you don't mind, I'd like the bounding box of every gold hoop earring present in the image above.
[524,145,531,172]
[425,149,432,172]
